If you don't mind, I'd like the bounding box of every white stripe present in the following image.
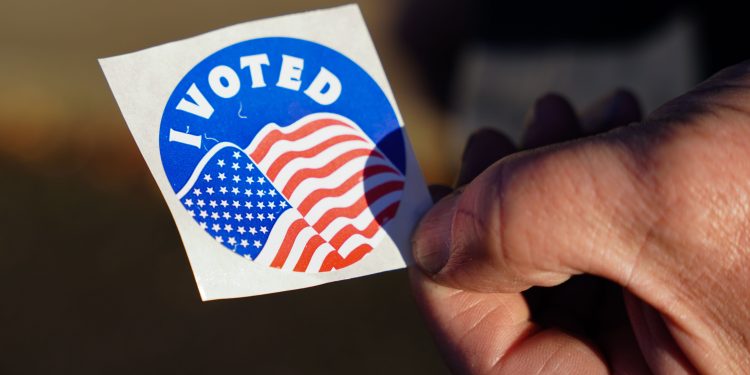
[286,157,401,207]
[253,209,299,266]
[244,112,362,154]
[305,181,403,226]
[271,141,380,188]
[307,244,335,273]
[318,190,402,240]
[337,229,385,258]
[280,226,316,271]
[254,124,369,169]
[176,142,241,199]
[291,232,335,272]
[311,190,402,242]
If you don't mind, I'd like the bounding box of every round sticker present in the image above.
[159,37,406,273]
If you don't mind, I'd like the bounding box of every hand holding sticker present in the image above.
[100,5,431,300]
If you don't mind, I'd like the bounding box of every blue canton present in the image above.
[180,147,291,259]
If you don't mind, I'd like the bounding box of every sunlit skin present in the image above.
[411,61,750,374]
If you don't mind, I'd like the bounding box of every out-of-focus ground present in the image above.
[1,0,746,373]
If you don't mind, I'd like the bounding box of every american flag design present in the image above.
[175,113,404,272]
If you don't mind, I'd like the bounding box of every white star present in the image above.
[184,198,193,207]
[193,188,201,196]
[279,201,287,208]
[224,224,233,232]
[206,187,214,195]
[218,173,226,180]
[209,200,217,208]
[228,237,237,245]
[244,201,253,209]
[211,212,219,220]
[231,163,239,171]
[257,177,265,185]
[257,201,265,209]
[215,235,224,243]
[246,176,254,184]
[232,175,240,183]
[199,222,207,229]
[237,226,246,234]
[257,190,265,197]
[245,212,254,220]
[267,213,275,220]
[249,227,257,235]
[222,212,231,219]
[268,190,276,197]
[244,189,252,197]
[217,159,225,167]
[240,239,249,248]
[220,200,228,207]
[232,151,241,160]
[234,213,243,221]
[203,174,212,182]
[268,201,276,209]
[257,213,265,220]
[231,187,240,195]
[232,200,240,208]
[199,210,208,218]
[260,226,268,234]
[189,210,195,217]
[212,223,221,231]
[246,163,254,171]
[253,240,262,249]
[197,199,205,207]
[219,186,228,194]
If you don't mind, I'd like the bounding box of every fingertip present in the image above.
[428,184,453,203]
[412,191,458,275]
[521,93,581,150]
[581,88,642,134]
[456,128,516,187]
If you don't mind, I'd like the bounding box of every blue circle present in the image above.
[159,37,405,192]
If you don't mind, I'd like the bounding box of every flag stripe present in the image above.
[318,191,401,240]
[286,156,398,206]
[270,218,307,268]
[297,164,399,215]
[245,114,405,272]
[280,148,385,198]
[293,235,328,272]
[272,142,386,189]
[319,244,372,272]
[249,118,351,162]
[311,181,403,232]
[254,124,367,171]
[265,134,368,180]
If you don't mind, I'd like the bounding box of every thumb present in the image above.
[412,132,657,292]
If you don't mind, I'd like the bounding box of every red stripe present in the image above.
[293,235,327,272]
[265,134,367,180]
[249,119,350,163]
[319,244,373,272]
[328,201,399,249]
[316,202,399,272]
[312,181,403,233]
[270,218,307,268]
[297,165,399,215]
[281,148,386,198]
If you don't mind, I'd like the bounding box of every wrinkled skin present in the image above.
[411,61,750,374]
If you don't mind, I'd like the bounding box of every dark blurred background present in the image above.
[0,1,746,374]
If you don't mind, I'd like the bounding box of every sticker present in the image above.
[100,5,431,299]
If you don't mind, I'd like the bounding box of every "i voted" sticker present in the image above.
[100,5,431,299]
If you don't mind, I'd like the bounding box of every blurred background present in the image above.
[0,0,745,373]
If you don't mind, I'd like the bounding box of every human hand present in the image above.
[411,62,750,374]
